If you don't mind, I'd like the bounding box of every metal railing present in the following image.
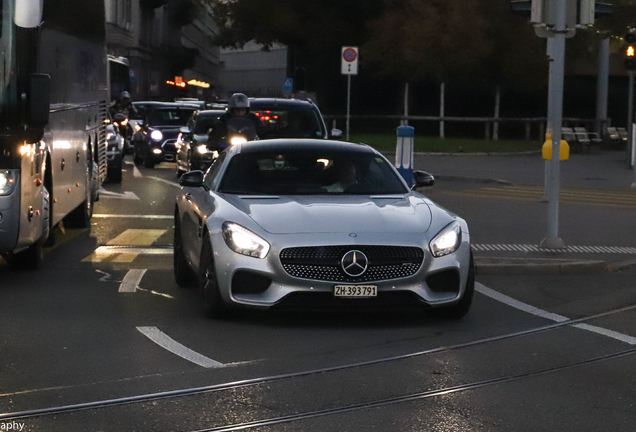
[323,115,611,141]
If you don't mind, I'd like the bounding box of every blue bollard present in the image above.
[395,125,415,185]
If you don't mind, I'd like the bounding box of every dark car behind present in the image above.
[133,106,196,168]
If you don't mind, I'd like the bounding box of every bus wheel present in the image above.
[64,167,93,228]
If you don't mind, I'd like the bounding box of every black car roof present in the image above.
[237,139,374,154]
[249,98,317,110]
[195,110,226,118]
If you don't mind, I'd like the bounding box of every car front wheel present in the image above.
[199,232,226,318]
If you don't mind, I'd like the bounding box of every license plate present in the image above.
[334,285,377,297]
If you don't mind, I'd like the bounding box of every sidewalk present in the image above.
[390,149,636,275]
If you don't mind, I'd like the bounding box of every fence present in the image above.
[323,115,610,141]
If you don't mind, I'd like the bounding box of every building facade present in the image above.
[105,0,220,102]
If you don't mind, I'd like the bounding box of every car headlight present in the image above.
[0,170,19,196]
[230,136,247,145]
[151,130,163,141]
[152,148,162,154]
[222,222,270,258]
[429,221,462,257]
[197,144,208,154]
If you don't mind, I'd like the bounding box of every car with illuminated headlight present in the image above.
[174,139,474,319]
[133,106,196,168]
[175,109,226,176]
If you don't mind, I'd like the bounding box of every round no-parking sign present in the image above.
[341,46,358,75]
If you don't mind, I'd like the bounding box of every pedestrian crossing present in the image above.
[443,185,636,209]
[472,243,636,254]
[83,229,170,262]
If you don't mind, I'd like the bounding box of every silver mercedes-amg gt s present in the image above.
[174,139,474,318]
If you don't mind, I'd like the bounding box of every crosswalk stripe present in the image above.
[107,229,167,246]
[82,229,169,263]
[472,243,636,254]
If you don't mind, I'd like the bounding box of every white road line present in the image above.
[136,326,224,368]
[133,165,143,178]
[93,214,173,219]
[476,283,636,345]
[119,269,147,293]
[147,176,180,188]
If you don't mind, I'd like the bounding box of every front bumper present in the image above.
[209,228,471,311]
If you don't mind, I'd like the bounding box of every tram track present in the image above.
[2,302,635,422]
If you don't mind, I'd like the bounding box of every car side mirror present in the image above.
[179,170,204,187]
[412,170,434,189]
[330,128,343,140]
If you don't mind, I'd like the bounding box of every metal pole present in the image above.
[403,82,409,126]
[493,86,501,141]
[628,71,634,168]
[346,74,351,141]
[542,38,554,203]
[540,0,566,249]
[440,82,445,139]
[596,35,610,136]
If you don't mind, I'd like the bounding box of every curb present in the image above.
[475,257,607,275]
[607,258,636,272]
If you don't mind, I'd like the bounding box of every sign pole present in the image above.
[540,0,566,249]
[628,71,634,168]
[346,74,351,141]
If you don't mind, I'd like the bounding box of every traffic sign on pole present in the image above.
[283,77,294,93]
[341,47,358,75]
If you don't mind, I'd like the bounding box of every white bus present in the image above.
[0,0,108,269]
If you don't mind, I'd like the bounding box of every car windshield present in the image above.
[132,103,162,120]
[194,114,222,134]
[218,150,408,195]
[148,108,194,126]
[252,107,325,139]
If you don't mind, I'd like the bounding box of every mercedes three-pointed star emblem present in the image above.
[341,250,369,277]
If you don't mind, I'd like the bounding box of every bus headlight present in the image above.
[0,170,19,196]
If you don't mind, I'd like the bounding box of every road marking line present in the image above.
[93,214,172,219]
[107,229,167,246]
[133,165,143,178]
[119,269,147,293]
[147,176,180,188]
[476,283,636,345]
[136,326,224,368]
[98,189,141,200]
[472,243,636,255]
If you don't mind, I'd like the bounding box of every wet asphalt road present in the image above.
[1,155,636,432]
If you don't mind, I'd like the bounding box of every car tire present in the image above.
[143,151,155,169]
[174,214,196,287]
[199,232,226,318]
[438,251,475,319]
[108,164,122,183]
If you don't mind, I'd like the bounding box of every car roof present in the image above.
[195,110,226,117]
[237,139,374,154]
[249,98,318,110]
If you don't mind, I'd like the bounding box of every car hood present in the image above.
[221,194,432,234]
